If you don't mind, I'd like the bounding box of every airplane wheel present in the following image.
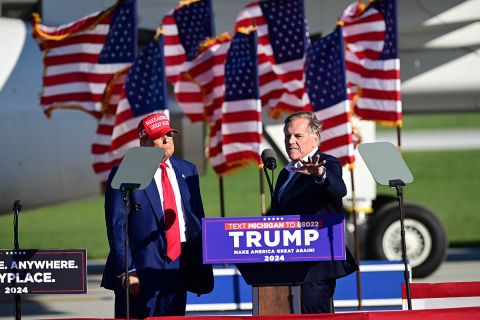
[368,202,448,278]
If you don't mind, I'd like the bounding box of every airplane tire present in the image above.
[368,202,448,278]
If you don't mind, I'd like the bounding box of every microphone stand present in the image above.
[262,165,275,203]
[263,163,299,313]
[12,200,22,320]
[263,164,299,313]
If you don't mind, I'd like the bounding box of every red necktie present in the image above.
[160,162,181,261]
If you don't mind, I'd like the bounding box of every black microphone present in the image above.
[13,200,23,212]
[261,149,277,170]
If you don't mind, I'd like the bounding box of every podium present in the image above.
[236,262,321,314]
[202,214,347,315]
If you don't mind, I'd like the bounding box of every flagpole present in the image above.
[396,125,402,151]
[219,176,226,218]
[259,167,266,215]
[349,166,363,310]
[219,175,228,269]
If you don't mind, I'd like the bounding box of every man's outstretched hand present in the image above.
[293,155,326,176]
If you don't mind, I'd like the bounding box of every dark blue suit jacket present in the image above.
[101,156,213,295]
[270,151,358,282]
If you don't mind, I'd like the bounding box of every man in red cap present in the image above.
[102,113,214,318]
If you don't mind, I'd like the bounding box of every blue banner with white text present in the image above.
[202,215,345,264]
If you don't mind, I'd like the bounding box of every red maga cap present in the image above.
[137,113,179,140]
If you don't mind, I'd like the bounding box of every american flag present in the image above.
[235,0,311,118]
[31,0,137,119]
[186,37,235,175]
[162,0,214,122]
[305,26,355,166]
[91,36,168,184]
[221,28,262,168]
[341,0,402,125]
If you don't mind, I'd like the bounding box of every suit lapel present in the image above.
[278,172,303,207]
[273,169,289,204]
[144,176,164,223]
[170,158,200,241]
[170,158,189,207]
[170,159,190,216]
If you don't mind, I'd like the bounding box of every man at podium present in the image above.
[101,113,213,318]
[270,111,358,313]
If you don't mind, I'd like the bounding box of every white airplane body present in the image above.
[0,0,479,213]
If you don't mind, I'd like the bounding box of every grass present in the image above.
[200,164,266,217]
[0,197,107,258]
[377,149,480,243]
[377,112,480,131]
[1,149,479,259]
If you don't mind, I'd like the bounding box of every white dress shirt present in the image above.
[277,147,320,199]
[153,159,187,242]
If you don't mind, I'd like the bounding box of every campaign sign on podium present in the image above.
[202,215,345,264]
[0,249,87,295]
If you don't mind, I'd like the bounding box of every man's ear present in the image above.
[139,138,153,147]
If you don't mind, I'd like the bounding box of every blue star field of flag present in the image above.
[99,0,137,63]
[305,26,347,110]
[260,0,306,64]
[224,31,259,102]
[126,35,167,116]
[373,0,398,60]
[174,0,214,61]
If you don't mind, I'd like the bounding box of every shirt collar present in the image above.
[160,158,172,169]
[286,147,319,173]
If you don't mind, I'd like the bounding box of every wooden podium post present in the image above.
[236,262,315,315]
[255,286,301,315]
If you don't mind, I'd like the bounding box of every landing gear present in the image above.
[368,202,448,278]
